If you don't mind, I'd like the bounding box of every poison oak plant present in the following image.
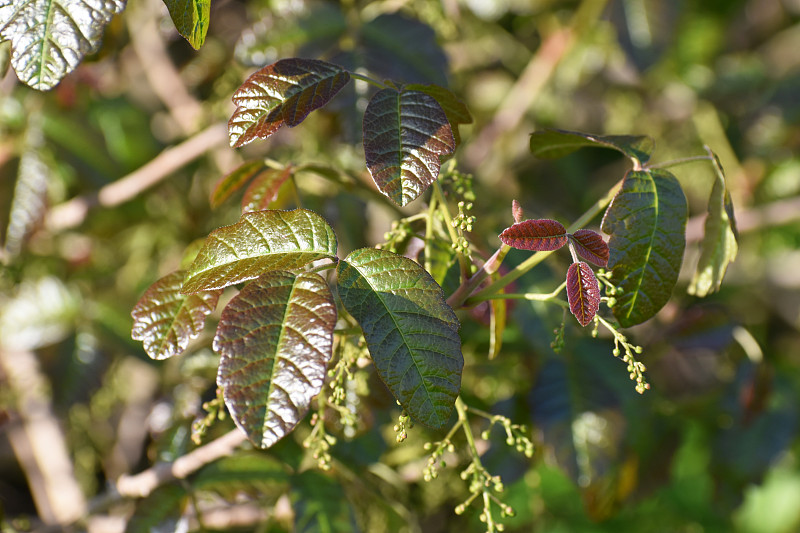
[126,57,739,529]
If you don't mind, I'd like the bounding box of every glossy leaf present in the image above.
[569,229,609,267]
[0,0,126,90]
[601,169,687,327]
[404,83,472,147]
[530,129,654,165]
[566,262,600,327]
[210,160,269,209]
[228,58,351,148]
[688,153,738,297]
[162,0,209,49]
[182,209,337,293]
[131,270,221,360]
[499,219,567,251]
[242,167,293,214]
[214,271,336,448]
[336,248,462,428]
[363,88,455,206]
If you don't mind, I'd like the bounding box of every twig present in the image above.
[45,123,229,232]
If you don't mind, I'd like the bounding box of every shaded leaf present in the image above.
[499,219,567,251]
[363,88,455,206]
[530,129,654,165]
[125,484,186,533]
[162,0,210,49]
[182,208,337,293]
[361,13,448,86]
[569,229,609,267]
[242,166,293,214]
[336,248,462,428]
[214,271,336,448]
[688,152,738,297]
[210,160,269,209]
[193,452,290,496]
[566,262,600,327]
[404,83,472,147]
[292,470,359,533]
[601,169,687,327]
[131,270,221,360]
[228,58,351,148]
[0,0,126,90]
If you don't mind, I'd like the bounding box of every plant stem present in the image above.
[446,244,510,308]
[469,281,567,304]
[348,71,389,89]
[454,397,482,468]
[645,154,712,170]
[425,194,438,274]
[433,181,471,281]
[464,178,623,305]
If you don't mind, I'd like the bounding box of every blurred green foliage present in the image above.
[1,0,800,531]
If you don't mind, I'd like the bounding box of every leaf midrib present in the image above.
[623,173,658,320]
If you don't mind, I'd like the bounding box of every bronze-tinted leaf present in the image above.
[241,167,293,214]
[131,271,221,360]
[566,262,600,327]
[569,229,609,267]
[182,209,337,293]
[363,88,455,206]
[210,160,269,209]
[499,219,567,251]
[403,83,472,147]
[228,58,351,148]
[214,271,336,448]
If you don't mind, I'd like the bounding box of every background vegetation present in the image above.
[1,0,800,531]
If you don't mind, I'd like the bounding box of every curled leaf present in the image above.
[569,229,609,267]
[530,129,655,165]
[131,271,221,360]
[210,160,269,209]
[566,262,600,327]
[182,209,337,293]
[499,219,567,251]
[228,58,351,148]
[363,88,455,206]
[214,271,336,448]
[511,200,524,224]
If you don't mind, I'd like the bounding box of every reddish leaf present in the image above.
[131,270,221,360]
[363,88,455,206]
[228,58,351,148]
[210,160,269,209]
[403,83,472,147]
[498,219,567,251]
[511,199,524,224]
[566,262,600,327]
[214,271,336,448]
[569,229,609,267]
[242,167,293,214]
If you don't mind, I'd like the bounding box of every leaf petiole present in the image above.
[467,281,567,305]
[645,154,712,170]
[348,71,390,89]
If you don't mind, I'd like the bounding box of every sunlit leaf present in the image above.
[242,166,293,214]
[688,152,738,297]
[214,271,336,448]
[530,129,654,165]
[0,0,126,90]
[336,248,462,428]
[601,169,687,327]
[499,219,567,251]
[182,208,337,293]
[131,270,221,360]
[569,229,609,267]
[566,262,600,327]
[404,83,472,147]
[363,88,455,206]
[228,58,351,148]
[210,160,269,209]
[162,0,209,49]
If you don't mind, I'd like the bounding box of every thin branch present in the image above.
[45,123,229,232]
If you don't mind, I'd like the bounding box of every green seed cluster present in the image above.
[190,391,226,445]
[303,412,336,471]
[379,219,413,253]
[454,462,515,532]
[422,438,454,481]
[393,410,413,443]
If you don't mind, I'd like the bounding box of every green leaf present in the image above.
[0,0,126,91]
[530,129,655,165]
[209,160,269,209]
[131,270,221,360]
[193,452,290,497]
[162,0,209,49]
[363,89,455,206]
[214,271,336,448]
[242,166,293,214]
[292,470,359,533]
[182,208,337,293]
[228,58,351,148]
[336,248,462,428]
[404,83,472,148]
[125,484,186,533]
[601,169,687,327]
[688,152,738,297]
